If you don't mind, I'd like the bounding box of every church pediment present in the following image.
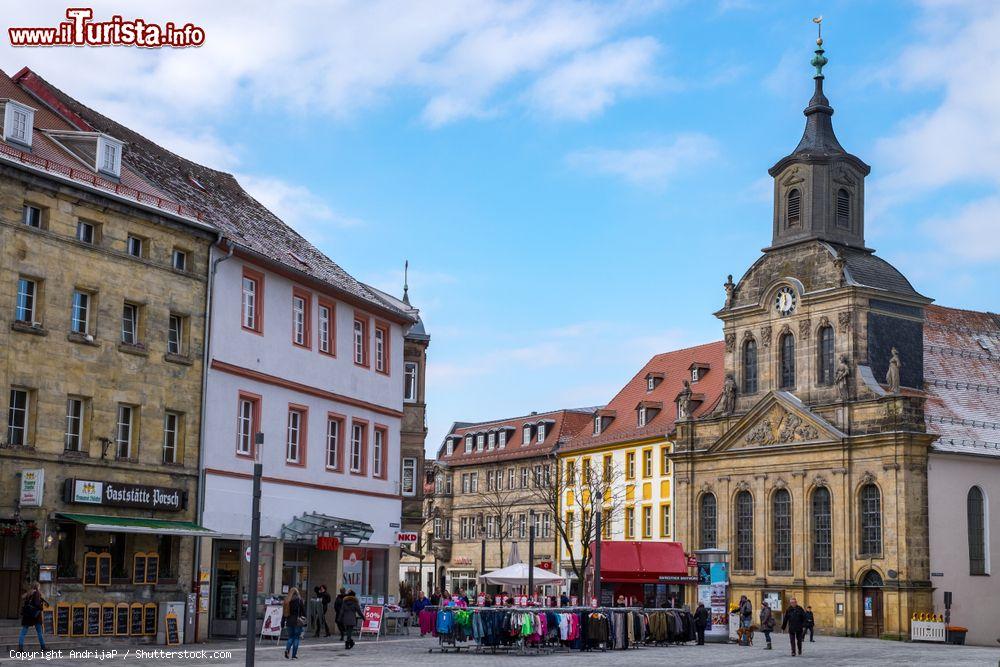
[707,391,845,453]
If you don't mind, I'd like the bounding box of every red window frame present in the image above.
[317,298,336,357]
[353,313,370,368]
[291,287,312,349]
[285,403,308,467]
[374,321,390,375]
[241,267,265,335]
[236,391,262,459]
[373,424,389,479]
[349,418,369,476]
[325,412,346,472]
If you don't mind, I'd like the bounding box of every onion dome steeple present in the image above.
[767,19,871,251]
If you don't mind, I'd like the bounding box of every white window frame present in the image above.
[522,426,531,445]
[7,389,29,446]
[292,295,306,346]
[65,397,84,451]
[15,278,36,323]
[487,432,495,450]
[638,406,647,427]
[476,433,484,451]
[286,409,303,463]
[318,305,331,354]
[373,428,384,478]
[520,467,529,489]
[22,204,41,228]
[519,514,527,539]
[498,430,507,448]
[350,423,364,473]
[375,326,386,372]
[326,418,340,469]
[121,302,138,345]
[508,467,515,489]
[116,404,134,459]
[647,376,655,391]
[3,101,34,146]
[353,319,366,364]
[242,277,257,329]
[402,457,417,496]
[96,134,123,177]
[691,368,699,383]
[126,235,143,258]
[537,423,546,443]
[163,411,180,464]
[237,398,254,455]
[594,415,601,436]
[76,220,95,244]
[168,315,183,355]
[404,362,418,402]
[470,472,478,492]
[445,437,454,457]
[172,249,187,271]
[464,434,472,453]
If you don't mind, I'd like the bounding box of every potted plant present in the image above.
[946,626,968,645]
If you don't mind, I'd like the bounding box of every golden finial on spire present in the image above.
[813,16,823,46]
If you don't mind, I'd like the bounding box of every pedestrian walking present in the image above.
[315,584,332,637]
[337,589,364,650]
[18,583,47,651]
[805,605,815,642]
[782,597,808,657]
[283,588,306,659]
[759,600,775,650]
[738,595,753,646]
[693,601,709,645]
[334,587,346,640]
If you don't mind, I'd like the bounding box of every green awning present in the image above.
[56,513,215,537]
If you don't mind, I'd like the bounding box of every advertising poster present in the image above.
[697,585,713,629]
[710,583,729,634]
[361,605,384,636]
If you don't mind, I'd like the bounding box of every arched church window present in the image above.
[818,325,835,385]
[779,333,796,389]
[836,188,850,228]
[968,486,987,575]
[700,493,717,549]
[859,483,882,556]
[743,339,758,394]
[771,488,792,571]
[735,490,754,571]
[811,486,832,572]
[786,188,801,226]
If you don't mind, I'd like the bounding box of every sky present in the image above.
[3,1,999,457]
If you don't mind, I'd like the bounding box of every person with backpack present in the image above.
[18,583,47,652]
[283,588,306,659]
[759,600,776,650]
[738,595,753,646]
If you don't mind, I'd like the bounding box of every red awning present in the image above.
[591,541,688,583]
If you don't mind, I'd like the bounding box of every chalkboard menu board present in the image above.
[83,553,99,586]
[145,555,159,584]
[71,604,86,636]
[99,555,111,586]
[116,604,129,636]
[42,608,54,636]
[86,604,101,636]
[143,603,157,635]
[134,556,146,585]
[56,604,70,636]
[129,604,143,636]
[164,612,180,646]
[102,604,115,636]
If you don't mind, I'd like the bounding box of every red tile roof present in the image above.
[923,305,1000,457]
[4,67,411,324]
[561,340,726,453]
[437,409,594,467]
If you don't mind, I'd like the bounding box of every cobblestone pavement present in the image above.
[6,634,1000,666]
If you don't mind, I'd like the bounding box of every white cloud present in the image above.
[922,196,1000,262]
[566,133,719,187]
[526,37,660,120]
[237,174,363,242]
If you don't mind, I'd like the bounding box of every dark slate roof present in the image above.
[366,284,429,341]
[831,244,929,300]
[924,305,1000,457]
[792,78,845,157]
[12,68,410,323]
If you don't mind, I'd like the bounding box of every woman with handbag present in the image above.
[283,588,306,659]
[18,583,47,652]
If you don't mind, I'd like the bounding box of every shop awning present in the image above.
[56,513,216,537]
[591,541,689,583]
[280,512,373,545]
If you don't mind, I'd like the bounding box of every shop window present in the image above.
[157,536,175,579]
[110,534,126,578]
[132,551,159,585]
[57,524,77,578]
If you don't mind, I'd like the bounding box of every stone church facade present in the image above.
[671,47,937,639]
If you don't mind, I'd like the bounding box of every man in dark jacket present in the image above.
[805,605,815,642]
[693,602,709,645]
[782,597,808,656]
[333,587,346,640]
[316,585,332,637]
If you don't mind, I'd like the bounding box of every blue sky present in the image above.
[4,1,999,455]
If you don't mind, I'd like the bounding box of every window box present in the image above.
[67,332,99,347]
[10,321,47,336]
[164,352,193,366]
[116,341,149,357]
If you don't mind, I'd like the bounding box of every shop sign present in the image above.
[64,478,185,510]
[537,561,552,570]
[261,605,283,638]
[453,557,473,566]
[657,575,698,583]
[317,536,340,551]
[395,532,418,544]
[360,605,383,636]
[19,469,44,507]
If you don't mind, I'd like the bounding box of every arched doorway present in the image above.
[860,570,883,638]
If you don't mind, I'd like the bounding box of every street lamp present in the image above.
[528,509,536,600]
[245,432,263,667]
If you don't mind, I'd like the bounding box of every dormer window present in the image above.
[476,433,484,451]
[638,406,647,427]
[464,435,472,453]
[522,425,531,445]
[786,188,801,227]
[2,100,35,147]
[44,130,125,179]
[635,402,661,427]
[499,430,508,448]
[645,372,665,391]
[594,414,601,435]
[691,368,699,383]
[487,432,496,450]
[647,377,654,391]
[446,438,454,456]
[689,363,709,383]
[537,423,546,443]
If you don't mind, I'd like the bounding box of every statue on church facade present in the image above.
[677,380,693,420]
[720,373,737,415]
[886,347,901,394]
[723,274,735,308]
[834,355,851,401]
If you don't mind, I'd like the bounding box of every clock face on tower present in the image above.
[775,286,797,315]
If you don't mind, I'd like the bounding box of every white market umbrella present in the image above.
[507,541,521,567]
[478,562,565,587]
